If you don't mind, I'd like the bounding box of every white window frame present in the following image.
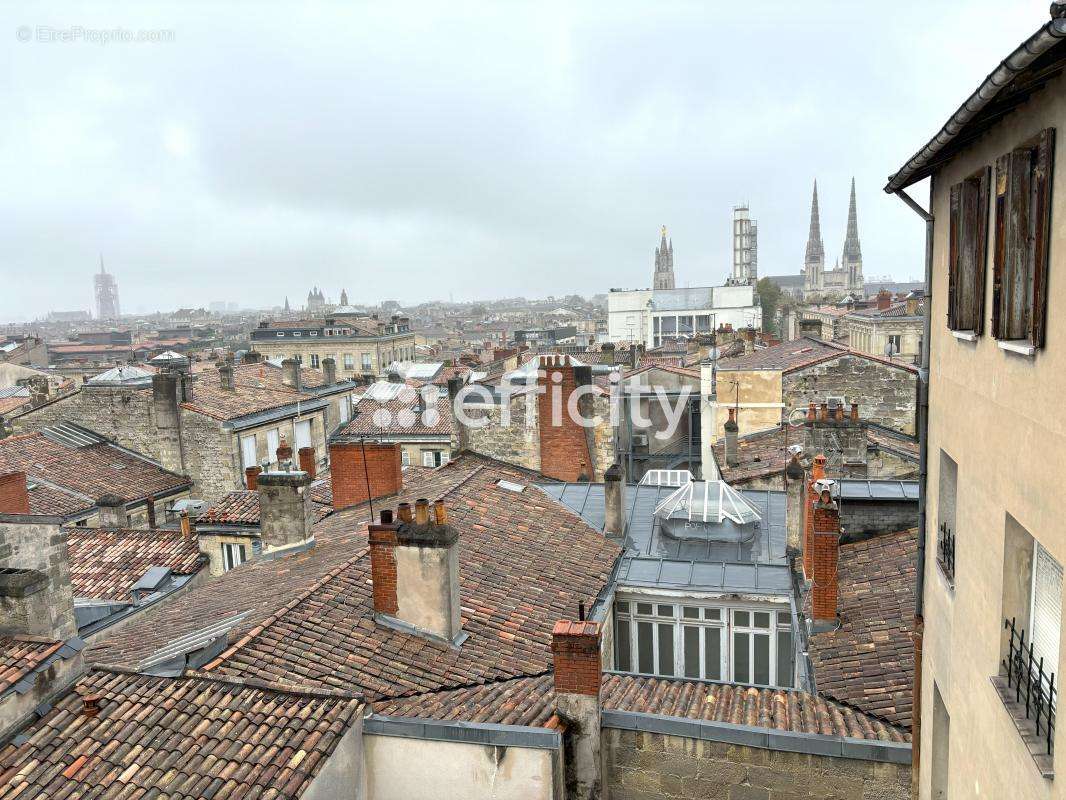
[240,434,258,471]
[613,594,793,688]
[310,354,320,368]
[339,395,351,424]
[401,449,411,466]
[423,450,436,468]
[266,429,280,466]
[344,353,354,370]
[362,353,373,371]
[222,542,247,572]
[294,419,313,451]
[1030,541,1063,675]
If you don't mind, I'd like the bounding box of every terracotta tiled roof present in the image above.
[0,669,363,800]
[375,672,909,742]
[717,337,847,372]
[197,485,333,526]
[0,431,190,518]
[807,529,917,729]
[179,363,353,422]
[87,455,620,706]
[336,392,456,438]
[0,637,67,695]
[65,528,206,601]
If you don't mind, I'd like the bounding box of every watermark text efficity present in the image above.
[16,26,175,45]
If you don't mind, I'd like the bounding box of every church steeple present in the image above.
[803,181,825,294]
[840,177,863,289]
[653,225,676,290]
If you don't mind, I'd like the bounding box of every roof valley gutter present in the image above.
[891,184,932,794]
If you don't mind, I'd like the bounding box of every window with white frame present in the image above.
[222,542,247,572]
[240,435,258,470]
[362,353,373,371]
[401,449,411,466]
[310,354,320,368]
[614,596,793,687]
[339,395,351,424]
[1031,542,1063,675]
[344,353,354,370]
[266,429,280,466]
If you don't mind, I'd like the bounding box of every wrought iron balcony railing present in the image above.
[937,522,955,583]
[1002,617,1057,756]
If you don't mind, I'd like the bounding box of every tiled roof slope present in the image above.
[65,528,206,601]
[204,463,620,699]
[336,392,456,438]
[374,672,908,743]
[716,337,846,372]
[83,454,601,698]
[807,529,917,729]
[0,669,363,800]
[0,432,190,518]
[0,638,67,696]
[198,481,334,526]
[180,363,353,421]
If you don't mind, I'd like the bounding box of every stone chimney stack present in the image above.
[811,478,841,630]
[329,441,402,510]
[298,446,317,479]
[552,620,603,800]
[94,494,128,528]
[257,470,315,558]
[724,407,740,467]
[322,357,337,385]
[603,462,626,538]
[785,449,805,555]
[0,519,77,641]
[905,291,920,316]
[243,350,262,364]
[370,500,463,644]
[281,358,302,392]
[245,465,262,490]
[219,364,235,391]
[151,372,184,475]
[26,376,49,407]
[742,327,756,355]
[536,356,594,482]
[0,472,30,515]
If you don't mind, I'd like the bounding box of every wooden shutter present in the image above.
[1031,128,1055,348]
[972,167,991,336]
[992,155,1009,339]
[948,183,961,330]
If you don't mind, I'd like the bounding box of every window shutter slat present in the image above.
[1008,148,1033,341]
[948,183,962,330]
[1031,543,1063,676]
[992,155,1010,339]
[1030,128,1055,348]
[973,167,991,336]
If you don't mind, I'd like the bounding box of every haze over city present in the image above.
[0,1,1041,321]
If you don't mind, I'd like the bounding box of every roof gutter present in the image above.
[891,185,932,794]
[885,16,1066,192]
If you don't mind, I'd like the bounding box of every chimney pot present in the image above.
[276,437,293,465]
[819,402,829,422]
[298,446,317,479]
[397,502,413,523]
[81,693,103,718]
[380,509,394,524]
[850,401,859,421]
[245,465,262,490]
[432,500,448,526]
[414,498,430,525]
[179,510,194,541]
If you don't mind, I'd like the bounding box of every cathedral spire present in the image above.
[804,181,825,265]
[841,177,861,260]
[653,225,676,290]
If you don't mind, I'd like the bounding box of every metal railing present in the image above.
[1002,617,1057,755]
[937,522,955,582]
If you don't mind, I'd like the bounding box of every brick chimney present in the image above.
[95,494,128,528]
[329,441,402,510]
[245,465,262,490]
[281,358,302,392]
[370,500,463,644]
[724,407,739,467]
[811,479,841,630]
[0,472,30,515]
[322,357,337,385]
[876,289,892,311]
[219,364,235,391]
[298,446,317,479]
[257,470,315,558]
[803,454,827,580]
[552,619,602,800]
[276,437,294,467]
[603,462,626,538]
[537,356,594,482]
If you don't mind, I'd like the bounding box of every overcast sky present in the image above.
[0,1,1046,321]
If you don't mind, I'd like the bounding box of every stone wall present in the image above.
[463,393,541,473]
[13,387,158,459]
[604,728,910,800]
[841,500,919,538]
[784,356,916,435]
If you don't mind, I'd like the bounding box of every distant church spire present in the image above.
[804,181,825,265]
[340,288,349,306]
[840,177,863,287]
[653,225,676,290]
[99,254,106,275]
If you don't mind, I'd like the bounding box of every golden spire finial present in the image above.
[661,224,667,238]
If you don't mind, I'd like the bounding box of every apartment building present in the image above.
[250,314,417,379]
[886,9,1066,797]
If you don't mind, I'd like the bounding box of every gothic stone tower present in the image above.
[840,177,863,292]
[803,182,825,295]
[653,226,675,290]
